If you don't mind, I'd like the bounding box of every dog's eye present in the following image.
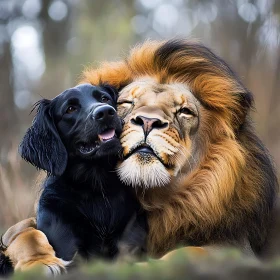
[66,106,77,114]
[101,96,109,103]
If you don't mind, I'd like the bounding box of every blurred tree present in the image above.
[0,0,74,161]
[0,40,16,154]
[0,1,18,156]
[37,0,73,99]
[267,1,280,144]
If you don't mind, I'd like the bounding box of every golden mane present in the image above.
[80,39,278,257]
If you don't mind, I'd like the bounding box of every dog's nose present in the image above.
[131,115,168,136]
[92,105,116,121]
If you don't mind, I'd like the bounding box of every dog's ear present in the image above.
[19,99,67,176]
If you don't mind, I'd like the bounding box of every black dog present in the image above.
[19,84,147,265]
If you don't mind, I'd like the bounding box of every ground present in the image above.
[4,248,280,280]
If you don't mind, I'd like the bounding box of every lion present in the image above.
[80,39,278,257]
[0,39,278,274]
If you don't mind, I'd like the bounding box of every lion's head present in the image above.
[81,39,278,257]
[117,78,200,188]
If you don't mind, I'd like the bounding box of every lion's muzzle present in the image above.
[131,115,168,138]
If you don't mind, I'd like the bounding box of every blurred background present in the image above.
[0,0,279,232]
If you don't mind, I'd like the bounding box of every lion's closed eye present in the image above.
[117,100,134,118]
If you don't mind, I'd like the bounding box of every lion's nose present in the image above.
[131,115,168,136]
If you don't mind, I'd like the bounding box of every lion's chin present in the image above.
[117,153,170,188]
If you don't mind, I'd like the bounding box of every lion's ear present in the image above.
[19,100,67,176]
[237,90,254,122]
[226,90,254,129]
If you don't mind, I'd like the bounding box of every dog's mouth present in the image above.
[77,128,116,155]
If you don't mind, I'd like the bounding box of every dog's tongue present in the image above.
[98,129,115,141]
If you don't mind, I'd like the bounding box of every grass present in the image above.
[3,248,280,280]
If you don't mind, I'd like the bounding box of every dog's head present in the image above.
[19,84,122,176]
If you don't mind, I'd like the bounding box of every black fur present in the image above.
[0,239,13,277]
[0,253,13,277]
[19,99,68,176]
[20,84,147,262]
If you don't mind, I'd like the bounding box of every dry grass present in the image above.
[0,144,41,232]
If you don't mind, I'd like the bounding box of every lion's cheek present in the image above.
[120,131,145,157]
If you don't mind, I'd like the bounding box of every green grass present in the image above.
[4,248,280,280]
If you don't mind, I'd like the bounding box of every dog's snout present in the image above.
[93,105,116,121]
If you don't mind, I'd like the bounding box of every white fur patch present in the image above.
[43,259,72,277]
[117,154,170,188]
[44,264,64,277]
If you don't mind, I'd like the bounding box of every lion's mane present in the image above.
[80,39,278,257]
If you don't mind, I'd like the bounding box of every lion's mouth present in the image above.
[133,146,155,155]
[126,144,168,167]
